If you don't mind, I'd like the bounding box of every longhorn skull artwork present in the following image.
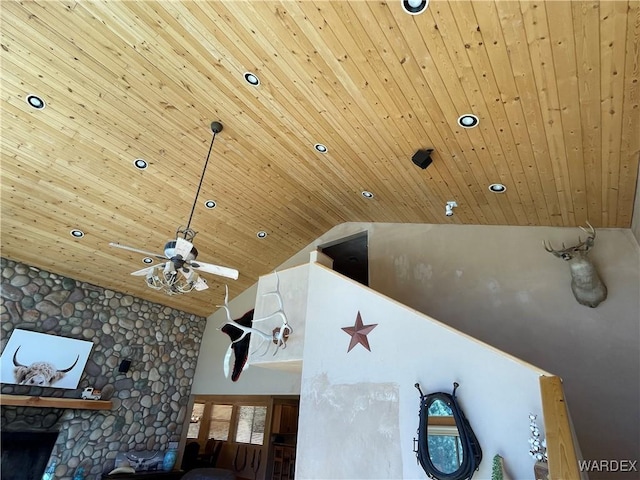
[12,346,80,386]
[543,222,607,308]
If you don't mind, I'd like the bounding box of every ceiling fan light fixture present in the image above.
[314,143,328,154]
[489,183,507,193]
[402,0,428,15]
[244,72,260,86]
[457,114,479,128]
[204,200,217,209]
[133,158,148,170]
[110,120,240,296]
[26,94,46,110]
[70,229,85,238]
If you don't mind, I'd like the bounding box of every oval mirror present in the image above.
[414,383,482,480]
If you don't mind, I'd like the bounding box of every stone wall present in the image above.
[0,258,207,479]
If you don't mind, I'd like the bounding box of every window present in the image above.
[426,401,462,474]
[209,404,232,440]
[235,405,267,445]
[188,403,205,439]
[427,428,463,474]
[188,398,269,446]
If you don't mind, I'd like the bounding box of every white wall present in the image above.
[364,223,639,480]
[297,264,550,480]
[251,266,310,371]
[193,221,639,479]
[632,168,640,244]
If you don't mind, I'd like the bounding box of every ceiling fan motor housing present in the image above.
[163,240,198,261]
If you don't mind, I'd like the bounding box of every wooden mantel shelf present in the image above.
[0,394,113,410]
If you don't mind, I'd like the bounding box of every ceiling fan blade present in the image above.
[190,261,239,280]
[174,237,194,259]
[110,242,166,260]
[130,263,166,276]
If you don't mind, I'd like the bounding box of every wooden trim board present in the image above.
[0,394,112,410]
[539,375,581,480]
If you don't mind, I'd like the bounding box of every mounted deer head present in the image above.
[543,222,607,308]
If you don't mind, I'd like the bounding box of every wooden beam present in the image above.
[539,375,581,480]
[0,394,112,411]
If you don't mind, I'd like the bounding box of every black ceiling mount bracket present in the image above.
[211,121,223,134]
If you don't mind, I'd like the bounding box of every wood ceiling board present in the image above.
[1,0,638,317]
[492,1,564,226]
[599,1,630,227]
[618,0,640,227]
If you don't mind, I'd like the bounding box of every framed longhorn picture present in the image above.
[0,329,93,389]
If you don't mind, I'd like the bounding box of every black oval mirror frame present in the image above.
[414,383,482,480]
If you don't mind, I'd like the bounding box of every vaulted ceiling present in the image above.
[1,1,638,317]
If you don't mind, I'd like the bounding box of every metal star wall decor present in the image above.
[341,311,377,352]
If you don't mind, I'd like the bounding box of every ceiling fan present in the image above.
[109,121,239,295]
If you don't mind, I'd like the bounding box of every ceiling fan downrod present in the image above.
[181,121,223,240]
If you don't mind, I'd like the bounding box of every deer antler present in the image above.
[543,240,558,253]
[217,286,274,370]
[217,285,273,345]
[578,221,595,236]
[252,271,293,354]
[217,270,293,380]
[218,285,273,379]
[543,222,596,255]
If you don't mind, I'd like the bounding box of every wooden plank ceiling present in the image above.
[1,1,638,317]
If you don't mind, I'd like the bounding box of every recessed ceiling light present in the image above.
[457,114,479,128]
[361,190,375,199]
[142,257,154,264]
[402,0,429,15]
[70,229,85,238]
[244,72,260,86]
[133,158,148,170]
[314,143,328,154]
[26,94,46,110]
[204,200,217,209]
[489,183,507,193]
[257,231,268,239]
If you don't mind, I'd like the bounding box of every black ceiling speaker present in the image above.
[412,149,433,169]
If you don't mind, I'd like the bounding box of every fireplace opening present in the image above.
[1,431,58,480]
